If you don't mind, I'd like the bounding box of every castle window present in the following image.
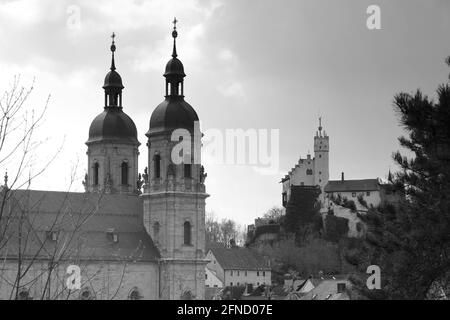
[184,163,192,178]
[282,192,287,206]
[319,155,322,158]
[184,221,191,245]
[352,192,356,197]
[245,271,247,277]
[306,169,313,175]
[128,287,142,300]
[93,162,99,185]
[121,161,128,185]
[154,154,161,178]
[366,191,371,196]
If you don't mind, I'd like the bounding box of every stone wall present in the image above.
[0,260,159,300]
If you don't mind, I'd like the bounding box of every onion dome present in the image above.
[87,33,139,146]
[147,18,199,137]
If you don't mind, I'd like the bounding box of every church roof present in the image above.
[208,247,270,271]
[87,107,139,145]
[324,179,380,193]
[148,96,199,136]
[0,189,160,262]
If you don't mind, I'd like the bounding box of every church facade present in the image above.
[0,22,208,300]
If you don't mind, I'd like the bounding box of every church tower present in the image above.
[313,117,329,193]
[86,34,140,194]
[141,19,208,300]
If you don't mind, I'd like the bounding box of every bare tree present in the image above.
[0,77,139,300]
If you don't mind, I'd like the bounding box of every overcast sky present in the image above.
[1,0,450,226]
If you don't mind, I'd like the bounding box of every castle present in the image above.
[281,118,329,206]
[0,22,208,300]
[279,119,399,238]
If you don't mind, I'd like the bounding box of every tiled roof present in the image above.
[208,247,270,271]
[0,189,160,262]
[300,279,351,300]
[324,179,380,193]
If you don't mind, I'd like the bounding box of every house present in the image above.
[205,267,223,288]
[206,247,271,288]
[300,277,351,300]
[324,174,382,208]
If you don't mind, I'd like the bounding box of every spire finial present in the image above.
[318,116,323,133]
[4,170,8,188]
[171,17,178,58]
[110,32,116,71]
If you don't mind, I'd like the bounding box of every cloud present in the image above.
[218,81,245,99]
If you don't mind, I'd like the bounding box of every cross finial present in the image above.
[318,116,323,132]
[110,32,116,70]
[172,17,178,30]
[171,18,178,57]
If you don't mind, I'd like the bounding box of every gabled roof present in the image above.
[0,189,160,262]
[208,247,270,271]
[300,279,351,300]
[324,179,380,193]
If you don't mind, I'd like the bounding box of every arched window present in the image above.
[121,161,128,185]
[128,287,142,300]
[184,221,191,245]
[184,164,192,178]
[79,287,95,300]
[154,154,161,178]
[93,162,99,185]
[153,222,160,243]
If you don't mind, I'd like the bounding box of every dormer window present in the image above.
[107,228,119,243]
[46,231,58,242]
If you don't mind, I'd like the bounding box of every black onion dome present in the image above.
[103,70,124,89]
[147,96,199,136]
[164,57,186,77]
[87,108,139,145]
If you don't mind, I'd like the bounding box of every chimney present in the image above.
[341,172,344,182]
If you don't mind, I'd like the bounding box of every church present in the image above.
[0,21,208,300]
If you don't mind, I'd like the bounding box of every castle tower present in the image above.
[141,19,208,300]
[86,34,140,194]
[313,117,329,193]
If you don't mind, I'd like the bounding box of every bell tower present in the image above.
[313,117,329,193]
[86,33,140,194]
[141,19,208,300]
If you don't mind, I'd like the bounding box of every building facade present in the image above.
[0,23,207,300]
[206,248,271,288]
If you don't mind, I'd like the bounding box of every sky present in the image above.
[1,0,450,226]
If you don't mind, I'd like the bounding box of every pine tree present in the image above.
[346,57,450,300]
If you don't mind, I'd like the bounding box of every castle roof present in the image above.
[324,179,380,193]
[208,247,270,271]
[0,189,160,262]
